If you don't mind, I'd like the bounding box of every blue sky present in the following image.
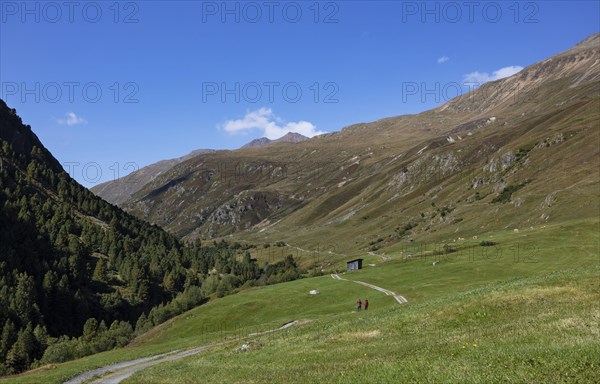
[1,1,598,187]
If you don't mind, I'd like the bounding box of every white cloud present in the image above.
[463,65,523,84]
[58,112,87,126]
[437,56,449,64]
[219,108,325,140]
[493,66,524,79]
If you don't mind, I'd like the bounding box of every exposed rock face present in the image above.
[205,191,286,235]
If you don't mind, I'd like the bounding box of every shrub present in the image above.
[491,182,528,204]
[438,206,454,217]
[395,223,417,238]
[443,244,456,253]
[40,320,133,365]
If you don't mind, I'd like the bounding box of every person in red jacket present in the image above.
[364,299,369,311]
[357,298,362,312]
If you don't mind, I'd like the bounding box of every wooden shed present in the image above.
[346,258,363,271]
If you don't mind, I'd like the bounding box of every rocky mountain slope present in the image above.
[91,149,214,205]
[92,132,309,205]
[113,34,598,252]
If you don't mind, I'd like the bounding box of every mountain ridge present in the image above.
[117,33,599,244]
[92,132,310,205]
[91,148,215,205]
[241,132,309,149]
[93,33,599,207]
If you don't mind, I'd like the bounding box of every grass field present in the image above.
[3,219,598,383]
[127,266,600,384]
[1,275,385,384]
[347,218,599,302]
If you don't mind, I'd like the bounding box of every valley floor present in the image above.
[61,275,409,383]
[126,266,600,384]
[3,219,598,383]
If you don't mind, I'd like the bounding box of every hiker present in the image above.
[364,299,369,311]
[357,298,362,312]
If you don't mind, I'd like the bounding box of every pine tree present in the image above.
[6,326,34,374]
[135,313,151,335]
[82,318,98,342]
[14,273,37,324]
[32,324,49,360]
[92,258,108,282]
[0,320,17,361]
[163,272,176,293]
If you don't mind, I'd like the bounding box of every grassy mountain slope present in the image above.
[4,218,598,383]
[91,132,309,206]
[91,149,215,205]
[118,34,599,253]
[130,266,598,384]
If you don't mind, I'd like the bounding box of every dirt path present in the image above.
[331,274,408,304]
[64,321,299,384]
[87,346,213,384]
[63,351,182,384]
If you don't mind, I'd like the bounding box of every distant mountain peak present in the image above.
[241,137,272,149]
[241,132,308,149]
[277,132,308,142]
